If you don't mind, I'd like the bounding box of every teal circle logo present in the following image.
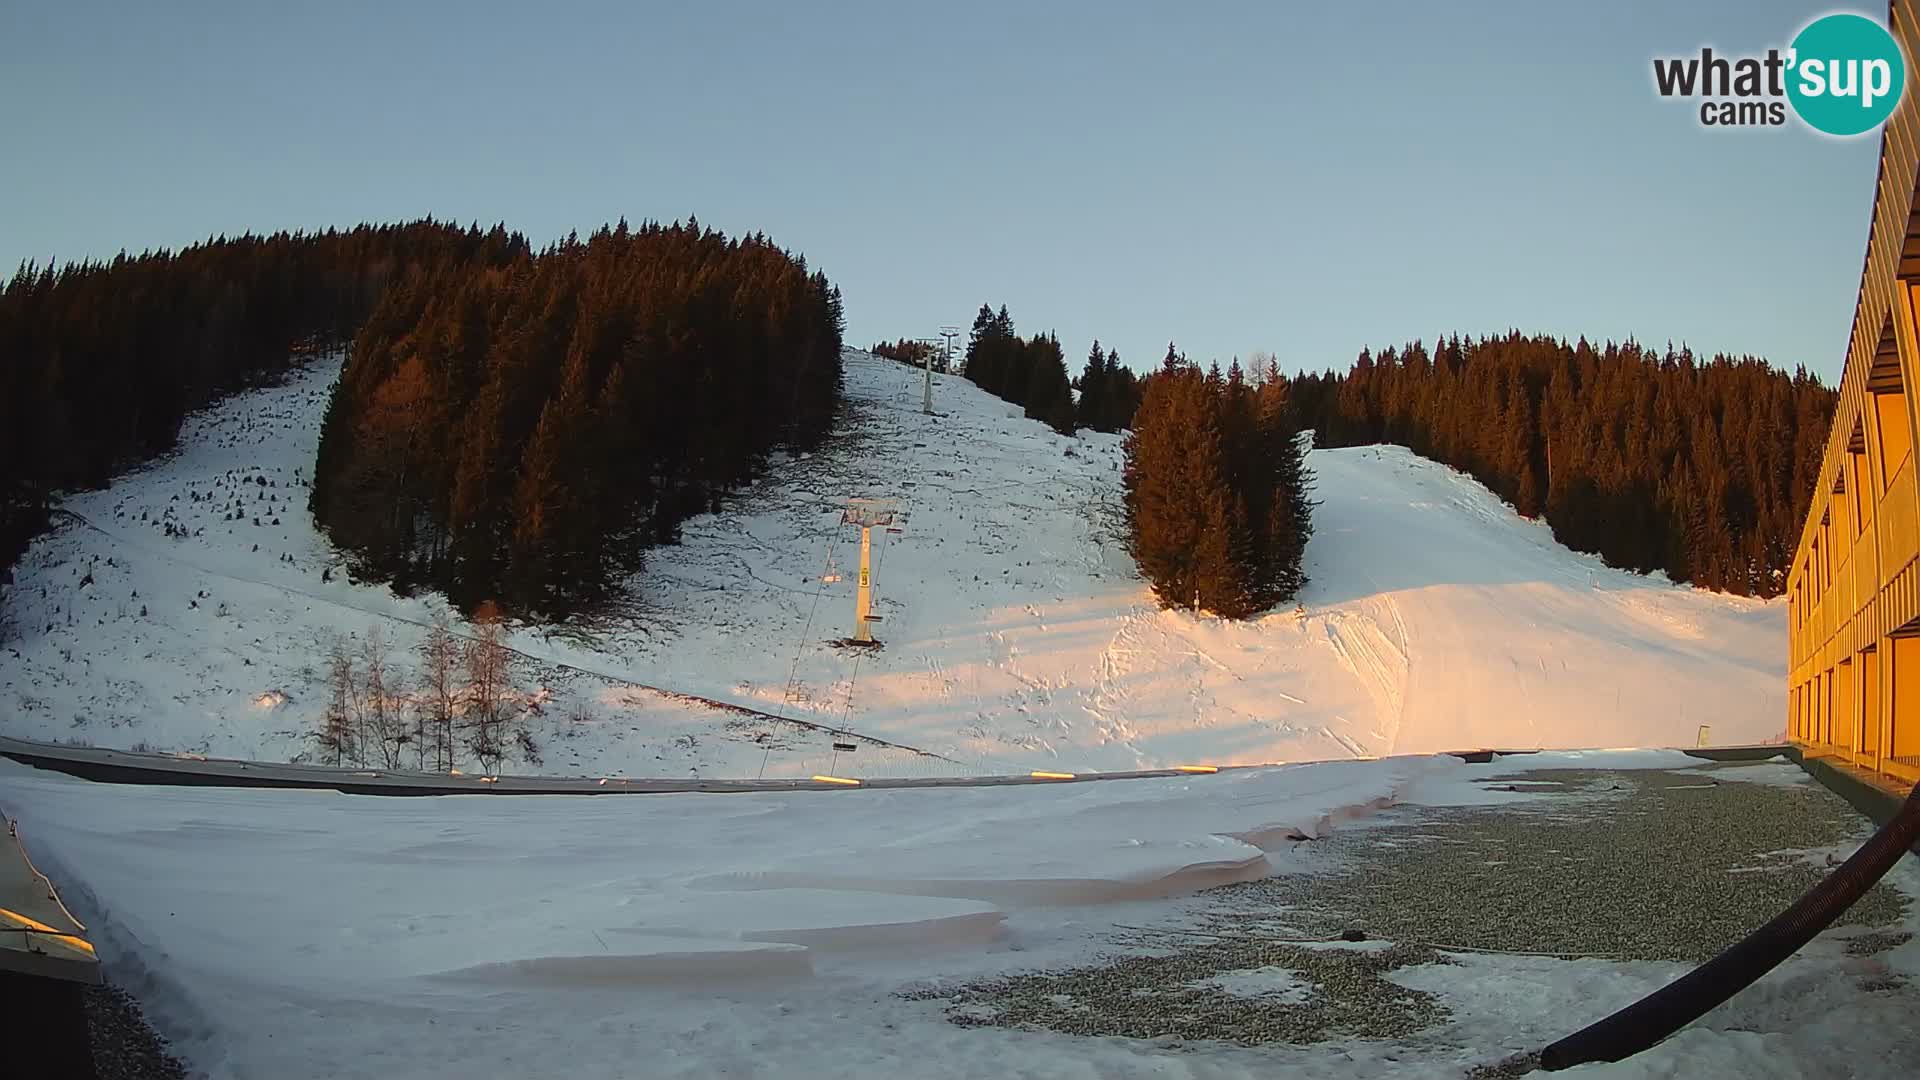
[1787,13,1906,136]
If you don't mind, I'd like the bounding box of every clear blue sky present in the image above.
[0,0,1883,381]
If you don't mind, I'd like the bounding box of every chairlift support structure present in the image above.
[935,326,961,412]
[841,499,899,644]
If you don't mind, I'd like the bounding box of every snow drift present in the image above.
[0,751,1434,1075]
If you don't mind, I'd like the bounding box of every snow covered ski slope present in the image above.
[0,350,1784,777]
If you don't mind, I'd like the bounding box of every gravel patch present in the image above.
[1465,1050,1544,1079]
[1208,768,1907,963]
[1844,929,1914,957]
[906,765,1911,1049]
[84,983,187,1080]
[903,940,1451,1045]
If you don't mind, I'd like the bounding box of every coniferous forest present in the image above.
[0,227,1834,623]
[1074,339,1143,434]
[0,221,518,588]
[0,219,841,622]
[1286,333,1835,597]
[1124,347,1314,617]
[871,338,946,371]
[961,304,1079,435]
[309,221,845,615]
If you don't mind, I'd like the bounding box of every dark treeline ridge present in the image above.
[1125,347,1314,617]
[1075,339,1143,434]
[961,304,1077,434]
[0,220,517,587]
[961,304,1142,435]
[311,220,845,616]
[1286,332,1835,596]
[871,337,949,372]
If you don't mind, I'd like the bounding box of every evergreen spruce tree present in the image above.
[1077,340,1107,431]
[963,303,996,381]
[1125,363,1207,608]
[1022,333,1077,435]
[1260,378,1315,602]
[1104,347,1139,431]
[1124,350,1312,618]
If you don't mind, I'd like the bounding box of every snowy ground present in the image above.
[0,349,1784,779]
[0,350,1871,1079]
[3,749,1910,1078]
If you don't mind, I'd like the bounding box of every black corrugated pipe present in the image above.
[1539,779,1920,1071]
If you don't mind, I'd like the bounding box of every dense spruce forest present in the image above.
[1124,348,1314,617]
[960,304,1141,435]
[961,304,1077,434]
[0,219,840,623]
[0,222,1832,626]
[871,337,947,371]
[1074,339,1144,434]
[1287,333,1835,597]
[309,220,845,615]
[0,221,522,589]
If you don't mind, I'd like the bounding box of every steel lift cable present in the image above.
[757,521,845,780]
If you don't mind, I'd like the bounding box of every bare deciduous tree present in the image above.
[1247,350,1282,388]
[418,614,460,772]
[463,601,512,775]
[361,624,407,769]
[317,633,357,766]
[515,727,542,768]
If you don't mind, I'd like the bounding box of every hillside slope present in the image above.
[0,350,1784,776]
